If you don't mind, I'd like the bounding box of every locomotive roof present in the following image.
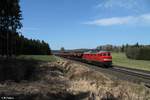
[84,51,110,54]
[98,51,110,53]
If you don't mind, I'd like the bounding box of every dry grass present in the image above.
[0,59,72,100]
[56,59,150,100]
[0,57,149,100]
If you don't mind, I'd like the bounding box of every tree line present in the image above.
[16,34,51,55]
[96,43,150,60]
[0,0,51,56]
[125,43,150,60]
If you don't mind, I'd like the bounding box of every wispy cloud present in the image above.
[20,27,40,34]
[84,13,150,26]
[95,0,146,13]
[96,0,137,9]
[21,27,39,31]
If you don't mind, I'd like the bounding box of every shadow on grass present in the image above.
[0,57,40,82]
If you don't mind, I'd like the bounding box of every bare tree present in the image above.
[60,47,65,52]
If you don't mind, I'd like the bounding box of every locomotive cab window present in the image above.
[103,53,106,56]
[108,53,111,56]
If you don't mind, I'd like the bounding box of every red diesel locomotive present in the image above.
[56,51,112,67]
[82,51,112,67]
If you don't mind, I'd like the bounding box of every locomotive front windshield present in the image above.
[101,52,111,56]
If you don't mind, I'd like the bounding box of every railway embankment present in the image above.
[0,56,150,100]
[56,58,150,100]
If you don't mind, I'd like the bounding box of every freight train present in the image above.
[56,51,112,67]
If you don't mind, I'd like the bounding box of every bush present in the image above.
[126,46,150,60]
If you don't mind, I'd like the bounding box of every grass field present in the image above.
[17,54,150,71]
[112,53,150,71]
[17,55,58,62]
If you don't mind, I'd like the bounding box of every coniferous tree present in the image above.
[15,34,51,55]
[0,0,22,56]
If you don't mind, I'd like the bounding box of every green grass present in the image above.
[112,53,150,71]
[17,55,58,62]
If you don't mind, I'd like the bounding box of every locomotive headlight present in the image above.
[103,59,112,61]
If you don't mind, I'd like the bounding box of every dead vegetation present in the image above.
[0,58,72,100]
[56,59,150,100]
[0,58,150,100]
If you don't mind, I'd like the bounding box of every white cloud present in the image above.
[21,27,39,31]
[95,0,144,13]
[20,27,40,34]
[141,14,150,20]
[96,0,138,9]
[84,13,150,26]
[85,16,133,26]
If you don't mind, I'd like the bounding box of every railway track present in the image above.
[58,56,150,88]
[112,67,150,80]
[110,67,150,88]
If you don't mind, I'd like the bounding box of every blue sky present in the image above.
[20,0,150,50]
